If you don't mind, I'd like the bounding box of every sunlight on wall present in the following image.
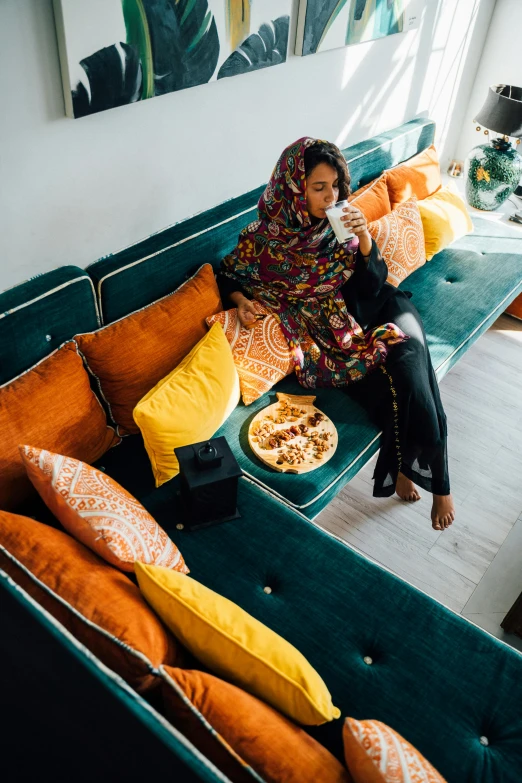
[456,0,522,163]
[422,0,481,153]
[335,4,425,150]
[334,0,493,164]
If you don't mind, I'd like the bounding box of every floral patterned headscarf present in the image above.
[221,137,407,388]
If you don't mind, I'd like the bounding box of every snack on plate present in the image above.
[248,395,338,474]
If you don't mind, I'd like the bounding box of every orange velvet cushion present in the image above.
[349,175,392,223]
[0,511,180,691]
[0,342,118,511]
[385,145,442,208]
[206,303,294,405]
[161,667,351,783]
[343,719,446,783]
[506,292,522,319]
[368,198,426,287]
[20,446,188,575]
[75,264,222,435]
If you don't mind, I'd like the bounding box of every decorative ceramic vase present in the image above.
[465,138,522,210]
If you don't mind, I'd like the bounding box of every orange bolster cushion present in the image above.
[161,666,351,783]
[0,511,180,691]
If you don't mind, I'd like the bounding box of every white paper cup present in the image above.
[325,200,355,243]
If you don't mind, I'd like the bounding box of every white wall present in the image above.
[456,0,522,163]
[0,0,496,292]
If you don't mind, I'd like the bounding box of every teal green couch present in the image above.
[2,119,522,782]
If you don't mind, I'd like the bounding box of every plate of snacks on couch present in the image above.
[248,392,338,474]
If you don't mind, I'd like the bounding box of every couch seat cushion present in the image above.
[90,456,522,783]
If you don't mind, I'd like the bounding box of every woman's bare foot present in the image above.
[396,472,421,502]
[431,494,455,531]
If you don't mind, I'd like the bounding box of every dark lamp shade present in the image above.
[475,84,522,137]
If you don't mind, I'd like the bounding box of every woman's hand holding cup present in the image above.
[342,204,372,256]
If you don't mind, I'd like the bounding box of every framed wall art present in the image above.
[295,0,421,57]
[54,0,291,118]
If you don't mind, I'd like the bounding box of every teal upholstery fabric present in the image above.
[87,119,435,324]
[401,246,522,380]
[0,569,228,783]
[87,186,263,324]
[452,213,522,257]
[0,266,100,384]
[91,446,522,783]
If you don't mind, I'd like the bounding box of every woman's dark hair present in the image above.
[304,141,351,200]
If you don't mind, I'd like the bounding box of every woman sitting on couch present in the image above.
[218,138,454,532]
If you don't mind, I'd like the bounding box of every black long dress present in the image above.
[217,239,450,498]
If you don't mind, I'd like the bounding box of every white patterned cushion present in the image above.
[368,198,426,287]
[343,718,447,782]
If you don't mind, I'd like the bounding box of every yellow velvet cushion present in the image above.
[133,322,240,487]
[417,184,473,260]
[135,563,340,726]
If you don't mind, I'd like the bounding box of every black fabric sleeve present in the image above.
[216,270,251,309]
[340,239,396,330]
[348,239,388,297]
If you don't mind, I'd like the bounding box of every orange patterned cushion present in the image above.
[206,303,294,405]
[20,446,188,575]
[368,198,426,287]
[343,719,447,783]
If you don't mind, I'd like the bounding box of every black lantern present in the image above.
[174,437,242,530]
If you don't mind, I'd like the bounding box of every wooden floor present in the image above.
[317,314,522,650]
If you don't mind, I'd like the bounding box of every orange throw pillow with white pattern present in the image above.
[343,718,447,783]
[206,303,294,405]
[368,197,426,287]
[20,446,188,575]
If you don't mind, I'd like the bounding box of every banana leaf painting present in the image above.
[53,0,291,119]
[295,0,417,57]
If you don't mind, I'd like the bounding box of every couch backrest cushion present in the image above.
[88,119,436,324]
[0,266,100,384]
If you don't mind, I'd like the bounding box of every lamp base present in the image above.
[465,141,522,211]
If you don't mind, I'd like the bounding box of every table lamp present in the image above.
[466,84,522,210]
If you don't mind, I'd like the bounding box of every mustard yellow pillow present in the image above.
[135,563,340,726]
[418,184,473,260]
[133,322,240,487]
